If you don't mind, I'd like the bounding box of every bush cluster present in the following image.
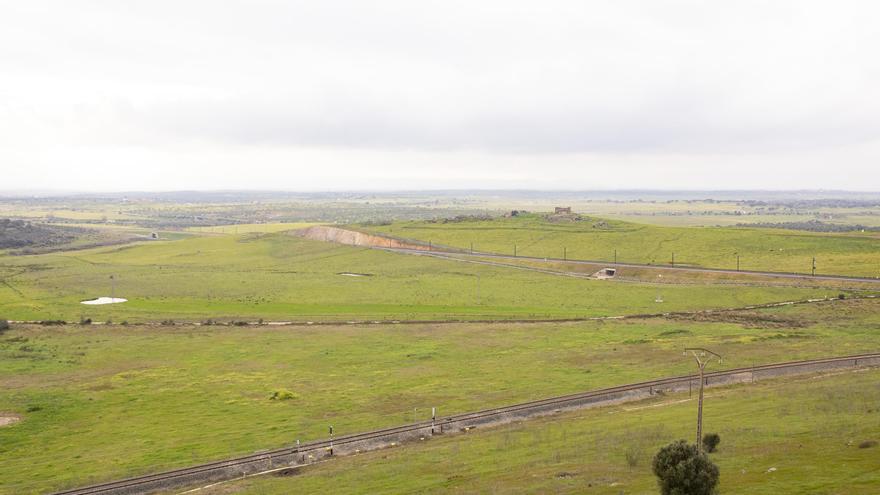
[269,389,299,401]
[702,433,721,453]
[653,440,719,495]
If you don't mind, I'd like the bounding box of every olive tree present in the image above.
[652,440,719,495]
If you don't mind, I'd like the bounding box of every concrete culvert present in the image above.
[593,268,617,279]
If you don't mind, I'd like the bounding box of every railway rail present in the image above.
[53,352,880,495]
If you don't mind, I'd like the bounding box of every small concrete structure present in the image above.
[594,267,617,279]
[554,207,572,214]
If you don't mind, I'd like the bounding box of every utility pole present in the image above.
[470,242,473,254]
[614,249,617,264]
[109,275,115,323]
[812,257,816,276]
[329,425,334,456]
[683,347,722,452]
[655,274,663,303]
[431,407,436,434]
[736,253,740,272]
[514,244,517,257]
[671,252,675,267]
[563,247,567,261]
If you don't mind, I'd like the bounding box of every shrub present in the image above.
[838,293,846,300]
[269,389,299,401]
[79,318,92,325]
[702,433,721,453]
[652,440,719,495]
[0,319,9,331]
[625,444,642,467]
[858,440,877,449]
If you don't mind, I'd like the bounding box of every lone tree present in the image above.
[652,440,719,495]
[702,433,721,453]
[0,319,8,331]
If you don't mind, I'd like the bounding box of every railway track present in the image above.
[382,246,880,284]
[53,352,880,495]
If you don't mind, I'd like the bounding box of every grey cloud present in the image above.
[2,0,880,191]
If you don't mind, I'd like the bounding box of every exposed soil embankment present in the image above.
[294,225,432,251]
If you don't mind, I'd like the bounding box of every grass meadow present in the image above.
[217,367,880,495]
[1,298,878,494]
[0,232,840,323]
[364,214,880,277]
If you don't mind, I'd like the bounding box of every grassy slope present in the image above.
[363,214,880,277]
[1,298,879,493]
[187,222,320,234]
[0,233,833,322]
[219,368,880,495]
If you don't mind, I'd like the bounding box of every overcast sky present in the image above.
[2,1,880,192]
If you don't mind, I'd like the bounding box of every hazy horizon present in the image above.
[4,188,880,201]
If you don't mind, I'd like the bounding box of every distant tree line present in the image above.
[0,218,78,249]
[737,220,878,233]
[738,199,880,208]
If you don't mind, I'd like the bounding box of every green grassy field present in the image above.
[0,232,841,323]
[363,214,880,277]
[1,298,879,494]
[215,367,880,495]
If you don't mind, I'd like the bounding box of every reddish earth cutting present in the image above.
[293,225,431,250]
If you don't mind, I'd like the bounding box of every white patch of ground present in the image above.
[0,414,21,427]
[81,297,128,305]
[337,272,372,277]
[593,267,617,279]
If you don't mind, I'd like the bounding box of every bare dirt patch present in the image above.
[669,311,812,329]
[81,297,128,305]
[0,414,22,427]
